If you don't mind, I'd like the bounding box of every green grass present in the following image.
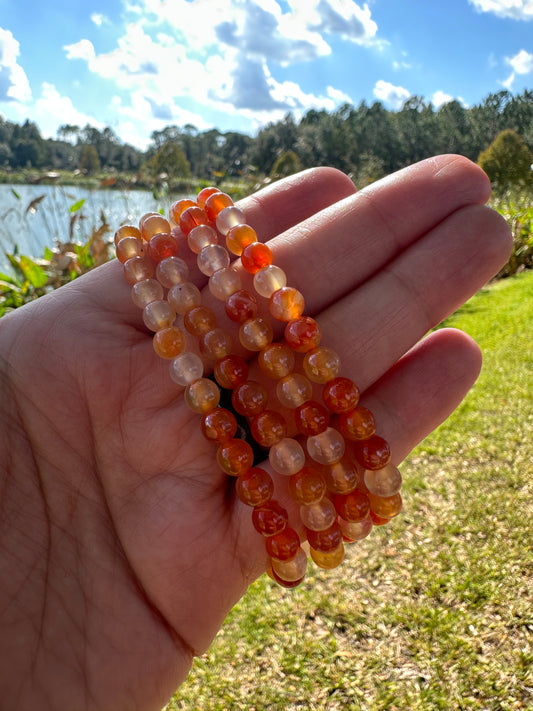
[168,272,533,711]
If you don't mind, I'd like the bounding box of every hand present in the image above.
[0,156,511,711]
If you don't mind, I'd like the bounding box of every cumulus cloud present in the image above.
[501,48,533,87]
[373,79,410,109]
[0,27,31,103]
[468,0,533,20]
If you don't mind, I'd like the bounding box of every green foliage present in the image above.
[79,144,101,175]
[148,142,191,180]
[492,190,533,277]
[478,129,533,191]
[270,149,302,179]
[0,252,49,316]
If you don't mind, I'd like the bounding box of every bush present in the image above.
[478,129,532,192]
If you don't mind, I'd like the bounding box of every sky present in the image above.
[0,0,532,150]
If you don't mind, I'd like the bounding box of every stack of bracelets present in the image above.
[114,187,403,588]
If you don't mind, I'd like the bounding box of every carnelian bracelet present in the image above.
[114,187,403,588]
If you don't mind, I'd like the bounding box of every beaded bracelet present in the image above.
[114,187,403,588]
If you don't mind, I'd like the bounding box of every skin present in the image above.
[0,155,511,711]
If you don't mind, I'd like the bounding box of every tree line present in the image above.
[0,89,532,185]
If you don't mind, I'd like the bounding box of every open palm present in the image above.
[0,156,511,711]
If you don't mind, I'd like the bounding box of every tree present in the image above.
[149,142,191,179]
[270,150,302,178]
[79,144,101,175]
[478,129,532,190]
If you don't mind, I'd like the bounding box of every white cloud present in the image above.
[35,83,104,137]
[91,13,110,26]
[432,91,454,107]
[373,79,410,109]
[468,0,533,20]
[64,39,96,63]
[0,27,31,103]
[501,48,533,87]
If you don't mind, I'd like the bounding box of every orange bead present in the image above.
[299,498,336,531]
[252,500,288,535]
[231,380,268,417]
[369,511,391,526]
[153,326,186,359]
[141,214,171,241]
[148,233,179,262]
[265,526,300,561]
[241,241,273,274]
[364,463,402,497]
[239,318,273,351]
[303,347,341,383]
[322,377,360,414]
[114,224,141,247]
[339,515,373,541]
[205,191,233,221]
[235,467,274,507]
[269,437,306,476]
[250,410,287,448]
[276,373,313,409]
[116,236,144,263]
[271,547,307,583]
[258,343,295,379]
[306,427,345,465]
[226,223,257,256]
[288,466,327,505]
[184,378,220,414]
[368,492,402,519]
[352,435,391,470]
[284,316,321,353]
[123,256,154,285]
[339,406,376,440]
[320,455,360,494]
[306,521,342,552]
[169,198,196,224]
[199,328,233,362]
[179,206,209,236]
[269,287,305,321]
[217,438,254,477]
[196,186,219,208]
[294,400,330,436]
[225,289,258,323]
[333,489,370,522]
[201,408,237,444]
[184,306,217,336]
[310,542,345,569]
[214,355,249,390]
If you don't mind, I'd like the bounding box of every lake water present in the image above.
[0,183,191,272]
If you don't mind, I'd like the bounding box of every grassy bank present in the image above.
[168,271,533,711]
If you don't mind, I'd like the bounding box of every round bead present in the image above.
[323,377,360,414]
[184,306,217,336]
[205,192,233,221]
[284,317,321,353]
[239,318,273,351]
[241,242,273,274]
[148,233,179,262]
[116,236,144,263]
[217,438,254,477]
[370,511,391,526]
[352,435,391,470]
[225,290,258,323]
[258,343,295,379]
[332,489,370,522]
[201,408,237,444]
[364,463,402,497]
[265,526,300,561]
[213,355,248,389]
[306,427,345,465]
[271,547,307,582]
[339,406,376,441]
[131,278,164,308]
[250,410,287,448]
[196,186,219,208]
[303,347,341,383]
[123,256,154,285]
[235,467,274,507]
[294,401,330,436]
[276,373,313,409]
[368,492,402,519]
[197,245,230,276]
[231,380,268,417]
[253,264,287,298]
[167,282,202,315]
[199,328,233,362]
[299,498,337,531]
[216,205,246,236]
[184,378,220,414]
[156,256,189,288]
[179,206,209,236]
[269,287,305,321]
[209,267,242,300]
[153,326,186,359]
[142,300,175,332]
[139,212,160,229]
[226,223,257,255]
[169,352,204,386]
[252,500,288,536]
[269,437,305,476]
[288,466,327,505]
[310,542,345,569]
[339,515,373,542]
[114,224,141,247]
[321,456,360,494]
[188,224,218,254]
[169,198,195,224]
[306,521,343,552]
[141,214,171,241]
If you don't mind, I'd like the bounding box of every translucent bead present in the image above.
[276,373,313,409]
[205,191,233,221]
[201,408,237,444]
[253,264,287,298]
[196,186,219,208]
[284,317,321,353]
[338,515,373,541]
[116,236,144,263]
[184,306,217,336]
[226,223,257,256]
[188,224,218,254]
[339,406,376,441]
[269,437,305,476]
[169,198,195,225]
[139,212,160,229]
[250,410,287,448]
[235,467,274,507]
[310,542,345,569]
[169,352,204,386]
[209,267,242,300]
[364,462,402,497]
[294,400,330,436]
[307,427,345,465]
[368,492,402,519]
[179,206,209,236]
[141,214,171,241]
[142,300,175,332]
[197,244,230,276]
[269,287,305,321]
[213,355,248,389]
[131,278,164,308]
[306,521,342,552]
[271,547,307,582]
[167,282,202,315]
[241,242,273,274]
[123,256,154,285]
[231,380,268,417]
[217,438,254,477]
[321,455,360,494]
[300,497,336,531]
[114,224,141,247]
[153,326,186,359]
[265,526,300,561]
[225,290,258,323]
[303,347,341,383]
[332,489,370,522]
[148,233,179,262]
[199,328,233,362]
[370,511,391,526]
[184,377,220,414]
[252,500,288,535]
[156,256,189,288]
[216,205,246,236]
[239,318,273,352]
[288,466,326,505]
[323,377,360,414]
[352,435,391,470]
[258,343,295,379]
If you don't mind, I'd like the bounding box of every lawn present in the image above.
[168,271,533,711]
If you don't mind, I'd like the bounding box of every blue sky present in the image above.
[1,0,532,149]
